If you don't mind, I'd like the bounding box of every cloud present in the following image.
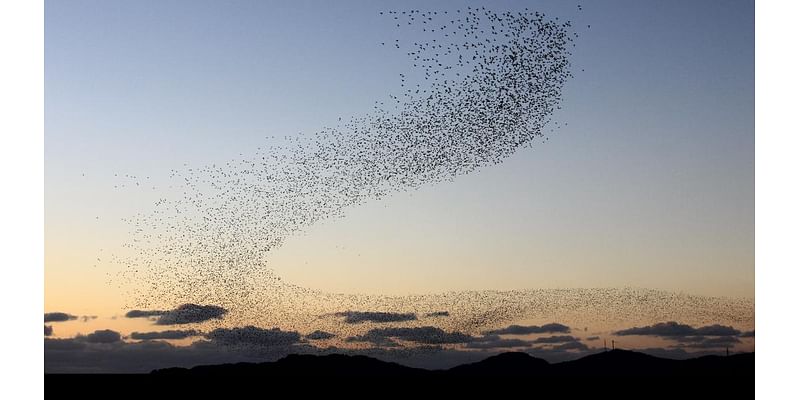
[45,330,312,373]
[158,304,228,325]
[334,311,417,324]
[46,334,467,373]
[484,323,570,336]
[425,311,450,318]
[346,335,401,347]
[348,326,475,345]
[614,322,746,350]
[615,322,741,338]
[694,324,741,336]
[44,324,738,373]
[125,310,167,318]
[85,329,122,344]
[585,336,600,341]
[44,312,97,323]
[45,338,87,352]
[126,304,228,325]
[522,336,588,353]
[550,341,589,351]
[205,326,301,347]
[345,332,402,348]
[674,336,741,349]
[130,330,200,340]
[525,340,594,361]
[44,338,271,373]
[740,330,755,338]
[616,321,695,336]
[45,325,53,336]
[306,330,336,340]
[637,347,733,360]
[532,335,579,344]
[44,312,77,323]
[465,335,531,349]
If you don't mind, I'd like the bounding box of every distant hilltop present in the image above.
[147,349,753,377]
[44,349,754,395]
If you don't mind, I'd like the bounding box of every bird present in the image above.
[93,7,760,358]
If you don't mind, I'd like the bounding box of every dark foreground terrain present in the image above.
[46,349,754,395]
[150,349,753,377]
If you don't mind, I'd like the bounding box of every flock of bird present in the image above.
[107,7,753,347]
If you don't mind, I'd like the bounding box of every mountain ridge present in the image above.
[149,349,754,377]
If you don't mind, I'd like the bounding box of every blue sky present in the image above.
[45,0,753,306]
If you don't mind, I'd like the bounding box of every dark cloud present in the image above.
[85,329,122,344]
[44,312,77,323]
[45,338,87,352]
[615,322,741,338]
[740,330,755,338]
[44,327,738,373]
[675,336,741,349]
[613,322,745,351]
[465,336,531,349]
[205,326,301,347]
[45,335,453,373]
[45,329,315,373]
[44,325,53,336]
[45,338,273,373]
[348,326,474,345]
[425,311,450,318]
[694,324,741,336]
[334,311,417,324]
[346,335,401,347]
[637,347,726,360]
[125,309,167,318]
[484,323,570,336]
[550,341,589,351]
[616,321,694,337]
[585,336,600,341]
[130,330,200,340]
[151,304,227,325]
[306,330,336,340]
[81,316,98,322]
[526,341,594,362]
[532,335,579,344]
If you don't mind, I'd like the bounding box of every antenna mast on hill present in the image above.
[612,340,615,350]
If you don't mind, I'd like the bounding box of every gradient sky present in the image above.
[45,0,753,323]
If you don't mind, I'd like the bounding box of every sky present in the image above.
[44,0,754,370]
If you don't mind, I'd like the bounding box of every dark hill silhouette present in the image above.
[148,349,753,378]
[46,350,754,396]
[154,353,429,377]
[445,351,550,376]
[553,349,679,376]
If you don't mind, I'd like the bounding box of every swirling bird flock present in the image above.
[109,8,753,347]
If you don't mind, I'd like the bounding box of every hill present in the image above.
[149,349,753,377]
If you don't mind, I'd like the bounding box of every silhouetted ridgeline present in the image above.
[149,349,753,377]
[45,350,754,395]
